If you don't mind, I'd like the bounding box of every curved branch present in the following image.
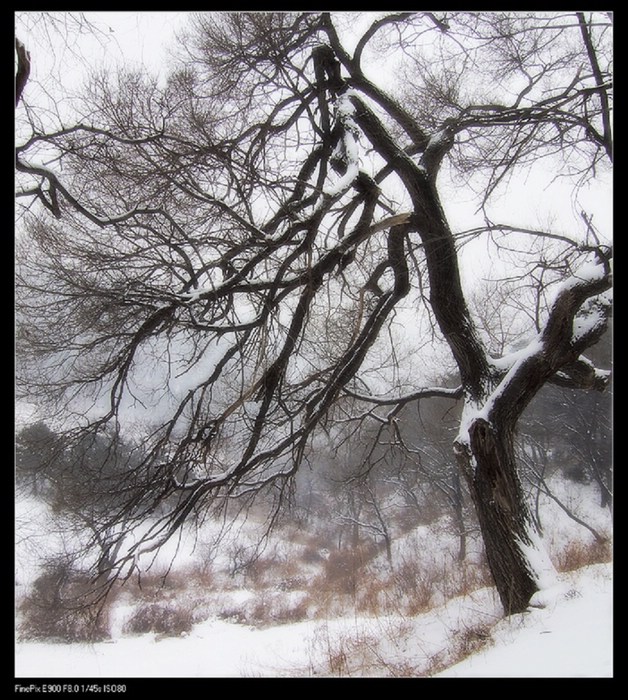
[15,38,30,107]
[352,12,415,69]
[456,223,585,250]
[344,385,463,406]
[16,123,165,155]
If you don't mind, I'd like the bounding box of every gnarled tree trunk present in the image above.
[456,417,547,614]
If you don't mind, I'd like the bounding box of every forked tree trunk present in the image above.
[456,417,551,614]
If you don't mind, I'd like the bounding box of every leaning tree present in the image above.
[15,11,612,614]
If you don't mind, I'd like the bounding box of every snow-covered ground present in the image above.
[437,563,612,678]
[15,475,613,679]
[15,563,612,678]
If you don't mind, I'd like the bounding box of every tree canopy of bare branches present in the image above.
[15,11,612,614]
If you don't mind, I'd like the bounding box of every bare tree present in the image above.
[16,11,612,614]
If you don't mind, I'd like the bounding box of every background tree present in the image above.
[522,324,612,510]
[16,11,612,614]
[16,421,58,498]
[15,422,148,584]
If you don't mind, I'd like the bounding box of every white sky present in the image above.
[16,11,611,231]
[15,10,612,286]
[15,11,189,93]
[84,12,189,75]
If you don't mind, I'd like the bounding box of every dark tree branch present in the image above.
[577,12,613,160]
[15,38,30,107]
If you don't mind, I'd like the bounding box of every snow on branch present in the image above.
[557,254,611,292]
[324,92,361,197]
[542,249,612,353]
[457,249,612,451]
[572,290,612,346]
[420,123,455,176]
[15,38,30,107]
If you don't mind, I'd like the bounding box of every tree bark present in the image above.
[15,38,31,107]
[456,417,544,614]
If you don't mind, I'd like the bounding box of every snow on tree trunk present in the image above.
[455,412,558,614]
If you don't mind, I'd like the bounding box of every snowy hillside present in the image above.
[15,564,611,678]
[437,563,612,678]
[15,475,612,679]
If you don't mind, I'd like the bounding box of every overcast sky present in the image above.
[83,12,189,74]
[15,11,189,91]
[15,10,611,244]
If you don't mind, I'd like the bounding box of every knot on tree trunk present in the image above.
[469,417,495,455]
[312,44,344,96]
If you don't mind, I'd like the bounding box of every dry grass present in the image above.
[310,623,383,677]
[555,537,612,572]
[453,623,493,658]
[306,614,483,678]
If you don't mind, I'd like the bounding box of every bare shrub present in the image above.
[216,606,248,625]
[128,564,216,605]
[438,556,493,602]
[251,593,310,626]
[355,577,391,616]
[243,556,278,587]
[318,544,377,596]
[123,601,194,637]
[216,589,310,627]
[322,551,358,595]
[301,545,326,565]
[273,598,310,624]
[17,558,109,643]
[311,625,352,677]
[422,622,494,676]
[393,557,441,615]
[276,575,307,592]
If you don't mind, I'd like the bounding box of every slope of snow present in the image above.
[436,563,613,678]
[15,465,612,678]
[15,563,612,678]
